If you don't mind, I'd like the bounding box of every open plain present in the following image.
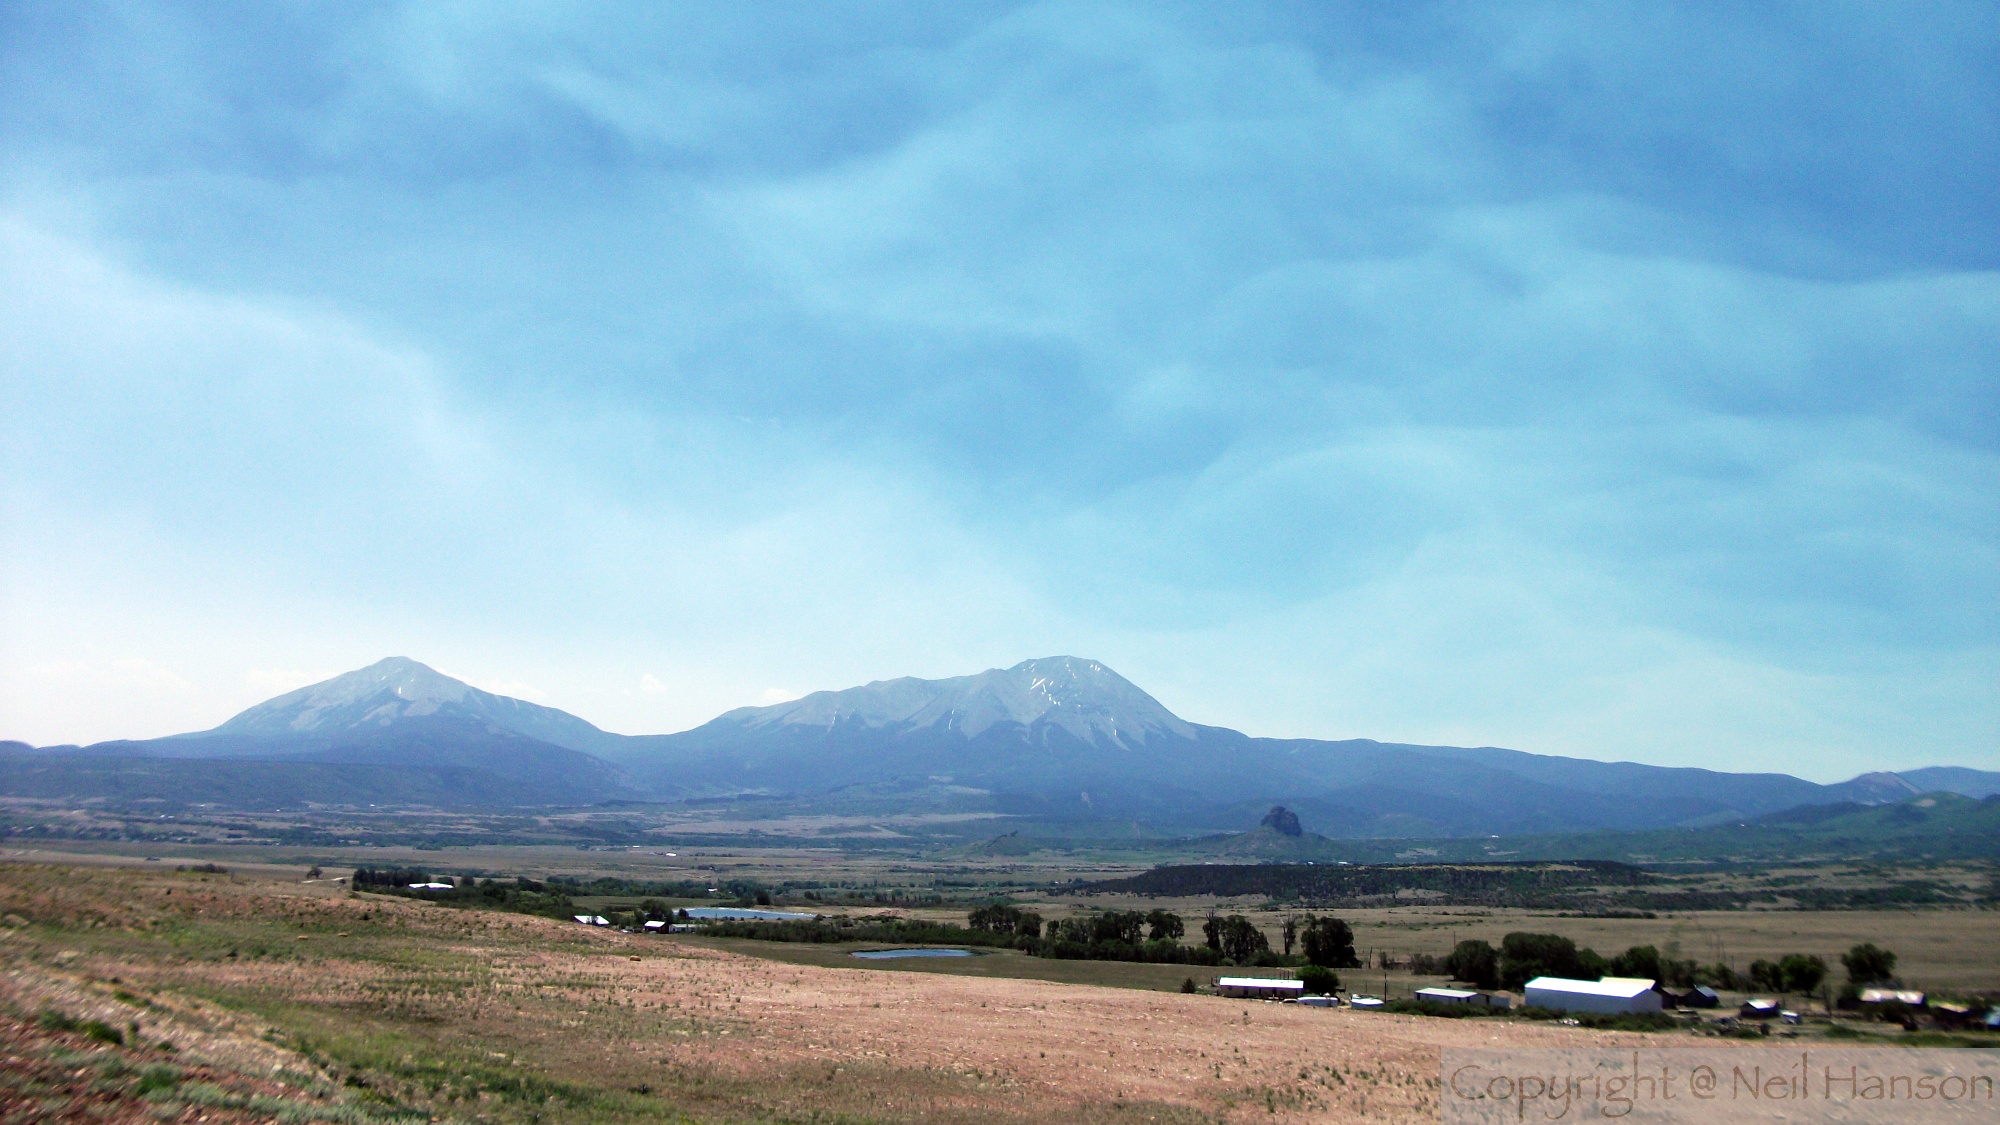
[0,857,1811,1125]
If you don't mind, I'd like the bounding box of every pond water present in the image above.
[851,948,974,960]
[682,907,819,921]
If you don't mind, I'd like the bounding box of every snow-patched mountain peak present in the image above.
[725,656,1198,749]
[215,657,473,733]
[208,657,615,754]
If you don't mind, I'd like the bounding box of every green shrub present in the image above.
[1298,916,1360,968]
[1499,932,1605,990]
[1299,966,1341,995]
[1778,953,1828,994]
[37,1009,79,1033]
[1443,940,1500,989]
[136,1064,183,1095]
[1842,943,1897,986]
[1201,915,1271,963]
[1383,999,1490,1019]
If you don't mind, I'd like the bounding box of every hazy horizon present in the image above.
[3,5,1995,779]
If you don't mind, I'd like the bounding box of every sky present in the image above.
[1,2,1995,781]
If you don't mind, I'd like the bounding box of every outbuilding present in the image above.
[1523,976,1663,1015]
[1415,987,1487,1007]
[1858,989,1926,1009]
[1669,985,1719,1009]
[1215,977,1306,1000]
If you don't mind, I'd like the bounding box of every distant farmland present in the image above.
[1077,859,1991,911]
[1079,860,1653,907]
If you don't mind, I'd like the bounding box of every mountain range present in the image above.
[5,656,1996,838]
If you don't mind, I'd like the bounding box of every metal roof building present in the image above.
[1215,977,1306,1000]
[1859,989,1926,1007]
[1523,976,1662,1015]
[1414,987,1487,1006]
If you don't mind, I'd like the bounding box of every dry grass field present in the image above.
[2,840,1994,1123]
[0,859,1795,1125]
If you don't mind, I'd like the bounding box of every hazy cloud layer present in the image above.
[3,3,1994,778]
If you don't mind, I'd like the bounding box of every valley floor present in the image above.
[0,860,1783,1125]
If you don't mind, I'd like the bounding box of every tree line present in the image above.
[699,904,1366,973]
[350,869,580,919]
[1434,931,1898,1000]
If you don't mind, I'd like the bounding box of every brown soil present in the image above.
[0,1007,343,1124]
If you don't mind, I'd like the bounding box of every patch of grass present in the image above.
[159,1080,425,1124]
[1382,999,1493,1019]
[36,1008,79,1033]
[135,1063,183,1095]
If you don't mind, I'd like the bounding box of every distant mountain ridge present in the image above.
[200,656,623,756]
[5,656,1996,832]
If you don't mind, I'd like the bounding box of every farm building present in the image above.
[1215,977,1306,1000]
[1667,985,1719,1009]
[1523,977,1662,1015]
[1740,998,1780,1019]
[1932,1002,1978,1027]
[1414,987,1487,1007]
[1858,989,1926,1008]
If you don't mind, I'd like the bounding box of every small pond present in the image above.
[851,948,974,960]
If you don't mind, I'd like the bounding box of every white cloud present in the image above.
[1,6,1993,775]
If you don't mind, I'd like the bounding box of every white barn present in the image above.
[1215,977,1306,1000]
[1524,976,1662,1015]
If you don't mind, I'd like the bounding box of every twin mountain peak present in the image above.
[21,655,1999,836]
[221,654,1191,753]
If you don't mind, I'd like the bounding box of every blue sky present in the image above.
[2,2,1994,779]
